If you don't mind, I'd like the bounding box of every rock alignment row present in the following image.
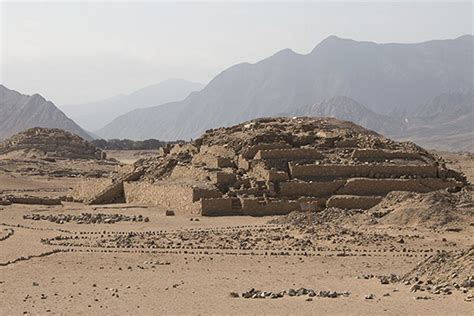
[233,288,350,299]
[23,213,149,224]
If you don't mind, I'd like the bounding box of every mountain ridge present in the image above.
[96,34,473,145]
[62,79,204,131]
[0,85,92,141]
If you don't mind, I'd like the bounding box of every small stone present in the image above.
[365,293,375,300]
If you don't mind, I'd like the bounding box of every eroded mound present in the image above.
[0,127,104,160]
[370,189,473,229]
[403,247,473,288]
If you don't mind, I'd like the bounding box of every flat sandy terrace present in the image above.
[0,200,472,315]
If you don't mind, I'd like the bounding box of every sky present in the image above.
[1,1,472,105]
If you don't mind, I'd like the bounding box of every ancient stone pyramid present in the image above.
[81,117,466,215]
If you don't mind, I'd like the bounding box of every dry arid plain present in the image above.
[0,122,473,315]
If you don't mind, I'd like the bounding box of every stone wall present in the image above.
[124,181,200,213]
[241,198,300,216]
[170,165,213,182]
[326,195,383,210]
[69,179,113,202]
[192,186,223,202]
[201,198,240,216]
[241,143,291,159]
[255,148,324,160]
[352,149,423,161]
[336,178,453,196]
[211,172,237,186]
[192,152,234,168]
[289,164,438,180]
[279,181,346,197]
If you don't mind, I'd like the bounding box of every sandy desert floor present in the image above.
[0,151,472,315]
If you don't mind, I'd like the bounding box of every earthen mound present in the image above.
[403,247,473,287]
[370,189,473,229]
[75,117,466,216]
[0,127,105,160]
[268,207,363,227]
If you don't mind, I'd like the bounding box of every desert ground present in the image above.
[0,149,472,315]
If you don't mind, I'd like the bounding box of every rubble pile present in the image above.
[372,189,473,229]
[403,247,473,293]
[76,117,466,216]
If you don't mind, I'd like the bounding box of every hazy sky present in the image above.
[1,1,472,105]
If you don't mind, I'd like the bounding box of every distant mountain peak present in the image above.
[61,79,205,131]
[88,35,472,152]
[0,85,92,141]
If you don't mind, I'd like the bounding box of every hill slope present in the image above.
[62,79,204,131]
[292,94,473,152]
[395,92,473,152]
[96,35,473,141]
[0,85,92,140]
[290,96,403,136]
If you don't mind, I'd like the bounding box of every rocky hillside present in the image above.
[289,96,403,136]
[290,93,473,152]
[393,92,473,152]
[96,35,472,142]
[62,79,204,131]
[0,85,92,141]
[0,127,104,160]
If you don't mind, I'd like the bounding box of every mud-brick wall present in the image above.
[170,165,213,182]
[336,178,460,196]
[249,163,289,182]
[124,182,200,213]
[241,143,291,159]
[192,152,234,168]
[290,164,438,179]
[69,179,113,202]
[352,149,422,161]
[201,198,241,216]
[279,181,346,197]
[211,172,237,186]
[255,148,324,160]
[241,198,300,216]
[192,187,222,202]
[326,195,383,210]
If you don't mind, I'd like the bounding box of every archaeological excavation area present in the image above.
[76,117,466,216]
[0,118,472,315]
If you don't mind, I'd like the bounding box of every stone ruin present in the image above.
[0,127,105,160]
[74,117,467,216]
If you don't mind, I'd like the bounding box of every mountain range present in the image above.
[0,85,92,141]
[289,93,473,152]
[95,35,473,143]
[61,79,204,131]
[2,35,472,152]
